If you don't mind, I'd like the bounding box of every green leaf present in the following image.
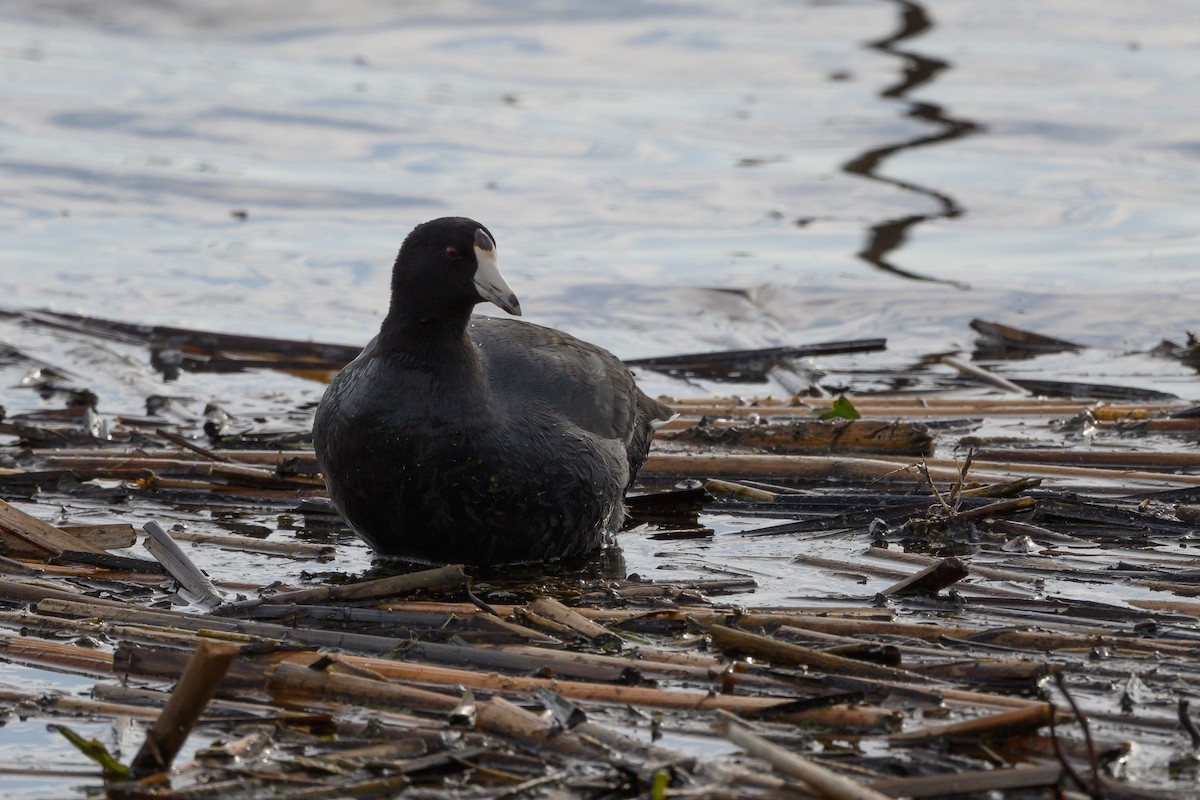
[49,724,133,779]
[819,394,860,420]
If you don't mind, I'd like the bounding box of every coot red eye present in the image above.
[445,246,461,260]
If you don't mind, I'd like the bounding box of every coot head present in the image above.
[387,216,521,323]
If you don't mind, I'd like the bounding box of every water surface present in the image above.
[2,0,1197,401]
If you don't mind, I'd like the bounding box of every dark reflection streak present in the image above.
[843,0,984,287]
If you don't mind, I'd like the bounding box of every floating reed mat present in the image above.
[2,333,1199,796]
[0,547,1194,798]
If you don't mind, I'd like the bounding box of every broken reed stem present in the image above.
[0,498,107,556]
[878,557,968,597]
[938,356,1029,395]
[526,597,619,644]
[143,521,223,609]
[129,639,240,777]
[474,696,597,759]
[718,716,892,800]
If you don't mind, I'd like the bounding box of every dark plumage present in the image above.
[313,217,672,564]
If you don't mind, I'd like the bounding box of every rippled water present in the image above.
[2,0,1198,401]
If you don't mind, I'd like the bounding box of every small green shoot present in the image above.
[819,394,860,420]
[651,768,670,800]
[49,724,133,779]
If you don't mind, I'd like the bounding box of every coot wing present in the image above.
[469,316,670,449]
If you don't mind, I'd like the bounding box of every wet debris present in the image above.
[625,338,887,382]
[0,311,1197,797]
[1151,331,1200,369]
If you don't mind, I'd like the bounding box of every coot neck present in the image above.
[378,306,482,372]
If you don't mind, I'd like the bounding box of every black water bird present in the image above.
[313,217,672,564]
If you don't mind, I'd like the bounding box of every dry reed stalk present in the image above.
[37,597,406,653]
[493,643,727,680]
[867,763,1063,797]
[166,529,334,558]
[0,608,241,651]
[267,660,460,713]
[526,597,619,644]
[643,453,1003,484]
[888,703,1056,745]
[1,561,166,584]
[0,687,157,719]
[669,399,1088,415]
[704,479,779,500]
[1137,580,1200,597]
[708,624,919,682]
[0,632,115,674]
[32,454,322,489]
[973,449,1200,470]
[937,356,1029,395]
[154,428,233,463]
[214,563,468,616]
[471,610,563,643]
[910,659,1051,687]
[266,774,411,800]
[760,614,1200,657]
[0,576,132,607]
[1096,418,1200,432]
[257,652,899,731]
[404,640,630,683]
[513,607,578,637]
[953,496,1036,519]
[875,454,1200,487]
[718,717,892,800]
[1127,599,1200,616]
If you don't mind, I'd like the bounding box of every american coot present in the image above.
[313,217,673,564]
